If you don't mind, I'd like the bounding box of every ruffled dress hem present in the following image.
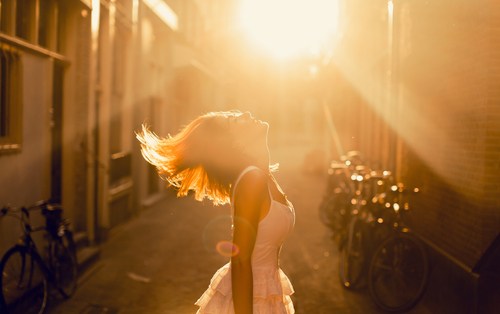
[195,263,295,314]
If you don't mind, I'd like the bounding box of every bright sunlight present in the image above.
[238,0,339,59]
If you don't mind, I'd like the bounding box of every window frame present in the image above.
[15,0,37,43]
[1,0,16,35]
[0,43,23,154]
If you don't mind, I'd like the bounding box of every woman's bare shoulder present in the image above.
[234,168,268,203]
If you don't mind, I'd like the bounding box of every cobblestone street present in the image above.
[48,143,433,314]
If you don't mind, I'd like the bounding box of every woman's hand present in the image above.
[231,169,268,314]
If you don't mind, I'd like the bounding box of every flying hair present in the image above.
[136,111,277,205]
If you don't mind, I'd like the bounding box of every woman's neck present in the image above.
[230,139,270,178]
[250,140,270,173]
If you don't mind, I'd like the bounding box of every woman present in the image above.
[137,111,295,314]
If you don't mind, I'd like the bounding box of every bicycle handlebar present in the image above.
[1,200,66,233]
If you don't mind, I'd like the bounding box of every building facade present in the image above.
[322,0,500,312]
[0,0,93,259]
[0,0,237,269]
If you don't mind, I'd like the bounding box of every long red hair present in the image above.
[137,111,248,205]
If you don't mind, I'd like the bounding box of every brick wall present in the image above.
[332,0,500,268]
[394,0,500,268]
[481,0,500,264]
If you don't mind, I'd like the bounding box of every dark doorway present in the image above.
[51,63,64,203]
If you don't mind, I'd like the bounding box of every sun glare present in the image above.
[239,0,339,59]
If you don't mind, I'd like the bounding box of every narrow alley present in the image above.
[1,1,499,313]
[47,143,433,314]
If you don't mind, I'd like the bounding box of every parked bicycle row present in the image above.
[319,151,430,313]
[0,201,78,314]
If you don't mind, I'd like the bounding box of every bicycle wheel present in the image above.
[339,218,366,289]
[319,194,337,228]
[0,246,48,314]
[51,239,77,298]
[319,191,349,231]
[368,232,430,312]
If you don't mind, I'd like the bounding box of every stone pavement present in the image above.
[47,143,435,314]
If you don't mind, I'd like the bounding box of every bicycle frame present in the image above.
[1,203,73,289]
[16,238,54,281]
[12,213,59,284]
[1,201,78,314]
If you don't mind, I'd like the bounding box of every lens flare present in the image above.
[216,241,239,257]
[203,216,233,262]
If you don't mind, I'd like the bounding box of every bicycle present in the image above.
[318,151,364,244]
[318,161,350,235]
[368,183,430,312]
[0,200,78,314]
[338,165,377,289]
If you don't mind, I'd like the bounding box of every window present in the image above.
[38,0,54,48]
[109,24,128,155]
[0,44,23,152]
[56,0,67,53]
[1,0,14,34]
[2,0,60,49]
[16,0,36,41]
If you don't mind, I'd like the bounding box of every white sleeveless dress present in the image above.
[195,166,295,314]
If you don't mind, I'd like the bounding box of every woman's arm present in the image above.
[231,169,268,314]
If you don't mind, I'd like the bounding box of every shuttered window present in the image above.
[0,44,22,152]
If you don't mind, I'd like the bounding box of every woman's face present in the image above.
[226,111,268,149]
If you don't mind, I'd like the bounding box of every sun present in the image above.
[238,0,339,59]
